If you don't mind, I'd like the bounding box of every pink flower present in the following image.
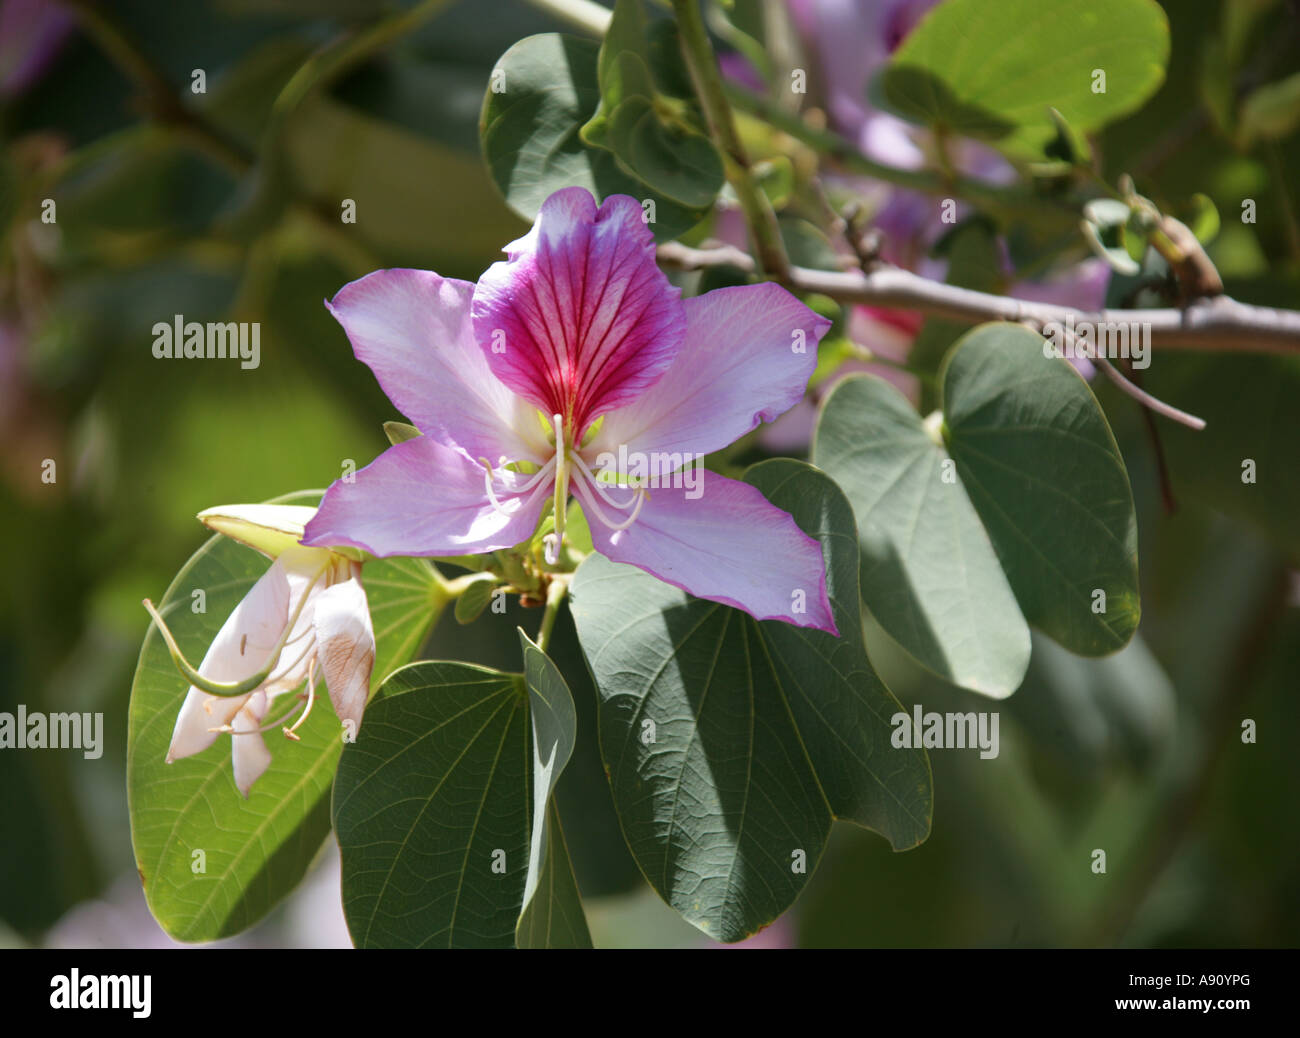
[302,187,836,632]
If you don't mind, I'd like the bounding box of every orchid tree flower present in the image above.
[146,504,375,797]
[301,187,836,633]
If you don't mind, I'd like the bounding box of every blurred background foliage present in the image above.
[1,0,1297,947]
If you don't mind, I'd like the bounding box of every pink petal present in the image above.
[311,569,375,733]
[165,560,291,762]
[471,187,686,436]
[591,283,829,458]
[231,690,273,798]
[575,471,836,633]
[326,268,546,465]
[302,435,547,557]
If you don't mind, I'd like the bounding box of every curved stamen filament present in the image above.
[578,475,648,532]
[480,453,557,519]
[212,690,305,735]
[569,451,641,510]
[265,632,317,687]
[283,660,318,741]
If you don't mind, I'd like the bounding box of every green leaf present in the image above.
[754,155,795,209]
[579,0,725,208]
[1185,193,1220,246]
[480,33,710,241]
[1237,71,1300,148]
[569,459,931,943]
[814,375,1032,697]
[286,95,524,269]
[127,492,445,942]
[332,641,589,949]
[383,420,421,446]
[333,661,530,948]
[515,631,591,948]
[942,324,1140,655]
[454,573,501,624]
[882,0,1170,158]
[875,65,1016,141]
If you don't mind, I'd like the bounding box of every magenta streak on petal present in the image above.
[471,187,686,436]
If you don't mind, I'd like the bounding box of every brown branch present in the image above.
[658,241,1300,355]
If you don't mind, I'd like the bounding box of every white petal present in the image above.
[165,559,291,761]
[231,690,273,797]
[311,571,375,733]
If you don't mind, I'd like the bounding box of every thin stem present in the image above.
[656,241,1300,354]
[431,570,496,602]
[535,577,571,655]
[671,0,790,279]
[1094,355,1206,430]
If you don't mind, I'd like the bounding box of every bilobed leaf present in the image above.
[332,642,589,949]
[332,661,530,948]
[570,460,931,943]
[942,324,1140,655]
[480,33,709,241]
[881,0,1170,158]
[515,631,590,948]
[814,375,1031,697]
[127,491,444,942]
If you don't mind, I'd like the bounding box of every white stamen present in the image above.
[569,451,641,509]
[283,660,318,740]
[480,454,558,519]
[578,478,648,532]
[266,630,317,685]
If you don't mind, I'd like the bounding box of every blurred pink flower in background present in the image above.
[724,1,1112,451]
[0,0,73,98]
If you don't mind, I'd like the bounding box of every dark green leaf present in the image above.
[814,375,1031,697]
[942,324,1141,655]
[333,661,530,948]
[480,33,709,241]
[570,460,931,942]
[515,631,590,947]
[883,0,1170,158]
